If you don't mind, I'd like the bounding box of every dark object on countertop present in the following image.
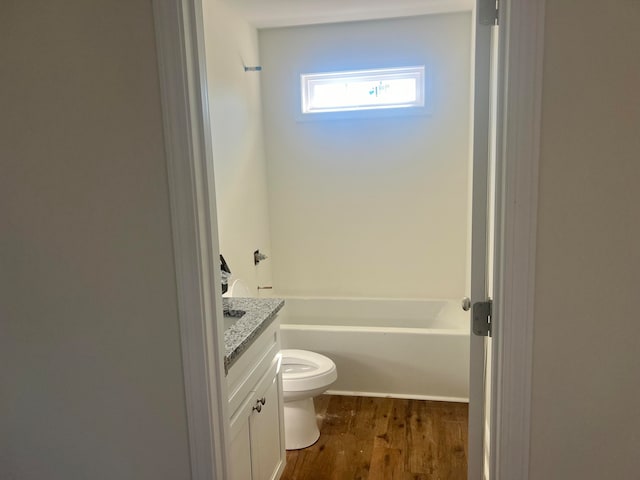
[220,254,231,295]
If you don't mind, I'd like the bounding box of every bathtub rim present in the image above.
[278,295,469,332]
[280,324,468,336]
[274,294,465,302]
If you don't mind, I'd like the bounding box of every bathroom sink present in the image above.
[223,308,245,330]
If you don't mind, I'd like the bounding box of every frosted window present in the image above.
[301,66,425,114]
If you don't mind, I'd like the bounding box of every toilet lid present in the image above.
[281,349,337,391]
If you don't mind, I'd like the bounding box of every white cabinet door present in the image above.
[229,358,285,480]
[229,393,254,480]
[249,368,285,480]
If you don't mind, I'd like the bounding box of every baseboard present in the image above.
[325,389,469,403]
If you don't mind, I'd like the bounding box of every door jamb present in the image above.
[150,0,546,478]
[490,0,545,478]
[152,1,229,479]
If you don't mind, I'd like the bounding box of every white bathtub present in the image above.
[279,297,470,402]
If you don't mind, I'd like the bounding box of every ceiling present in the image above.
[225,0,475,28]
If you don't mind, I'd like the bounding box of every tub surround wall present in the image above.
[259,13,472,299]
[202,0,273,294]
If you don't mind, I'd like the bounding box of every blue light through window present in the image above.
[301,66,425,114]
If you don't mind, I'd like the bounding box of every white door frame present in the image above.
[489,1,545,478]
[151,0,546,478]
[152,1,229,479]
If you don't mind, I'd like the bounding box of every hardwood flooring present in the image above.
[281,395,468,480]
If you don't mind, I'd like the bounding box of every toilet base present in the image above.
[283,397,320,450]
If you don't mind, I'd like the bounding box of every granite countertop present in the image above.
[223,297,284,373]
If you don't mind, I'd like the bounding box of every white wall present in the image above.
[259,13,472,298]
[0,2,191,479]
[530,1,640,478]
[202,0,273,294]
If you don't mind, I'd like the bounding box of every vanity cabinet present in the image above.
[227,320,285,480]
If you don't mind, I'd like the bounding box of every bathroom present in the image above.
[205,0,474,477]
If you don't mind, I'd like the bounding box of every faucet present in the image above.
[254,249,268,265]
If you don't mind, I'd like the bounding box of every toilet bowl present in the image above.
[281,349,337,450]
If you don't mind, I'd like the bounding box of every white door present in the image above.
[468,1,500,479]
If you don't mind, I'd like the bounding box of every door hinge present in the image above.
[479,0,499,25]
[472,299,492,337]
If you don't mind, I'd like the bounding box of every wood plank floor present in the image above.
[281,395,468,480]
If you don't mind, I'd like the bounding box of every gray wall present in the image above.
[530,1,640,478]
[0,1,191,479]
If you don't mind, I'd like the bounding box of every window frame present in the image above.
[300,66,426,115]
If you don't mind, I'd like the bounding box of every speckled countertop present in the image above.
[223,297,284,373]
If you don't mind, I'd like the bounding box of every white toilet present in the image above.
[223,277,336,449]
[281,349,337,450]
[222,278,251,297]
